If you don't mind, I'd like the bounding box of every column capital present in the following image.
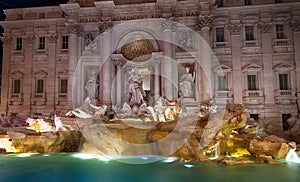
[66,23,84,37]
[98,21,112,33]
[258,22,273,33]
[289,20,300,32]
[113,59,126,67]
[196,14,214,30]
[0,35,12,46]
[23,34,35,44]
[228,23,242,35]
[161,18,177,32]
[46,33,58,43]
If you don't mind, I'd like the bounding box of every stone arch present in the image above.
[114,29,160,54]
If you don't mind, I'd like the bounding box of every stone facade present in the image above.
[0,0,300,133]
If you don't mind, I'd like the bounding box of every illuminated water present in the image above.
[0,153,299,182]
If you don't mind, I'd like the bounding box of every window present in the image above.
[247,75,257,90]
[38,13,45,18]
[276,24,285,39]
[245,26,254,41]
[13,79,21,93]
[38,37,45,50]
[62,35,69,49]
[244,0,252,5]
[282,114,291,131]
[217,76,226,91]
[36,79,44,93]
[60,79,68,93]
[215,0,223,7]
[16,38,22,51]
[279,74,289,90]
[250,114,259,120]
[216,27,225,42]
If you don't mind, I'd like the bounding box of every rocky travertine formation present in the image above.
[80,105,298,163]
[7,129,81,153]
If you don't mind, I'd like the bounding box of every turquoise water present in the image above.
[0,153,299,182]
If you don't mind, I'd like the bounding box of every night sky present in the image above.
[0,0,69,74]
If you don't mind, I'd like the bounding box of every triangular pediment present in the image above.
[57,68,68,76]
[11,70,24,77]
[32,70,48,77]
[242,63,261,72]
[273,63,295,71]
[213,64,232,73]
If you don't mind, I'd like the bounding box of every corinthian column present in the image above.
[99,21,112,105]
[161,19,176,101]
[0,35,12,114]
[229,22,243,104]
[113,58,126,107]
[153,57,162,102]
[259,21,275,105]
[196,14,213,101]
[66,24,82,106]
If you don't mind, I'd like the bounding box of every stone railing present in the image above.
[60,49,69,54]
[12,50,23,56]
[275,90,295,97]
[58,93,68,99]
[215,90,233,98]
[213,42,229,48]
[273,39,290,46]
[9,93,23,100]
[243,90,263,97]
[33,93,46,99]
[244,40,257,47]
[8,93,23,105]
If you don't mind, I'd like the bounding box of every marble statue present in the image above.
[85,70,98,99]
[147,106,158,122]
[117,102,133,118]
[85,33,97,51]
[89,102,107,116]
[179,67,195,98]
[128,68,146,107]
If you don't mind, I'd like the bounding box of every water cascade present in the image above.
[286,148,300,164]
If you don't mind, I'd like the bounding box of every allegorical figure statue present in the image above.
[128,68,146,107]
[179,67,195,98]
[85,70,98,100]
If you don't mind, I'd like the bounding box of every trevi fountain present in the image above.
[0,17,300,182]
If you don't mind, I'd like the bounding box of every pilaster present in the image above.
[229,21,243,104]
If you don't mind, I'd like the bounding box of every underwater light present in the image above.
[184,164,194,168]
[72,153,111,161]
[141,156,148,160]
[162,157,178,163]
[42,154,50,157]
[16,153,35,158]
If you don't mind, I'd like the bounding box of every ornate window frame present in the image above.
[273,63,295,97]
[9,70,24,105]
[213,64,232,98]
[56,69,69,103]
[32,70,48,105]
[242,63,263,98]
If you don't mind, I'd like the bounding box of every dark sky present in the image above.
[0,0,69,74]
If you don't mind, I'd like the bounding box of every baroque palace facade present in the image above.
[0,0,300,133]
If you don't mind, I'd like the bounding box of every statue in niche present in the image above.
[85,70,98,100]
[179,67,195,98]
[128,68,146,108]
[85,33,97,51]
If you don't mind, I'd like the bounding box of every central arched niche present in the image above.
[121,35,154,62]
